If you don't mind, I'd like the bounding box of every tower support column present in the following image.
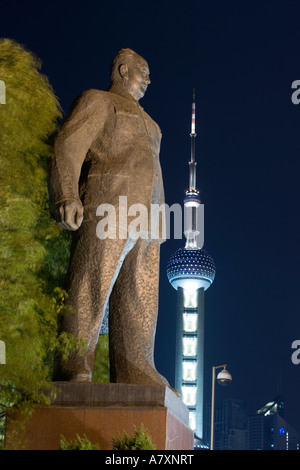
[195,287,205,440]
[175,287,184,394]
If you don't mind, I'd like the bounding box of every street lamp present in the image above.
[210,364,232,450]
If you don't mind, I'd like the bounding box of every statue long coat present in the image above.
[49,86,168,385]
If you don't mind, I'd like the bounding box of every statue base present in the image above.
[5,383,194,450]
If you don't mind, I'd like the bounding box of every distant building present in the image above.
[248,397,300,450]
[206,398,249,450]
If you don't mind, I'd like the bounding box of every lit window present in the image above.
[184,290,198,308]
[183,313,197,332]
[182,386,197,406]
[189,411,196,430]
[183,337,197,357]
[182,361,197,381]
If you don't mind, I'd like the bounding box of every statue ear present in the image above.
[119,64,129,80]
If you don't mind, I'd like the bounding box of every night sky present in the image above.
[2,0,300,435]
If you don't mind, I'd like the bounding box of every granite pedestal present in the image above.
[5,383,194,450]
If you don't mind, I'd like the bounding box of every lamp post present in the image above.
[210,364,232,450]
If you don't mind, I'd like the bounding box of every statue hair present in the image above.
[110,48,145,84]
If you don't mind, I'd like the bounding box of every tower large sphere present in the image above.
[167,247,216,291]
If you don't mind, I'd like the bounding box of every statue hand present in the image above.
[58,200,84,231]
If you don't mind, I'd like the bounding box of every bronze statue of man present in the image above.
[50,48,169,387]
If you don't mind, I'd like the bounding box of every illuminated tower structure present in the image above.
[166,91,216,443]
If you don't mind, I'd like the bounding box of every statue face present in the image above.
[127,59,151,101]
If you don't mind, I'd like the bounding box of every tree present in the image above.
[58,425,156,450]
[59,434,100,450]
[112,424,156,450]
[0,38,71,415]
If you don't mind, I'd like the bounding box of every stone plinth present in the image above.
[5,383,194,450]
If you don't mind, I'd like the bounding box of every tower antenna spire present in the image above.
[189,89,197,190]
[191,88,196,138]
[184,89,201,249]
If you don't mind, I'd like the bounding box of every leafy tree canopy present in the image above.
[0,37,72,412]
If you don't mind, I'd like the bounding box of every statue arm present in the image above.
[50,89,107,230]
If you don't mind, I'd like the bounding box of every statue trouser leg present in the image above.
[53,222,134,382]
[109,238,170,386]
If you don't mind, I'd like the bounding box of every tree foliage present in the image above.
[59,434,100,450]
[0,38,72,411]
[92,334,110,383]
[112,424,156,450]
[58,425,156,450]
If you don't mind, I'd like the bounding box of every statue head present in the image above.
[110,48,150,101]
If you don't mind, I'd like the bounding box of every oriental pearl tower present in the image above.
[166,91,215,446]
